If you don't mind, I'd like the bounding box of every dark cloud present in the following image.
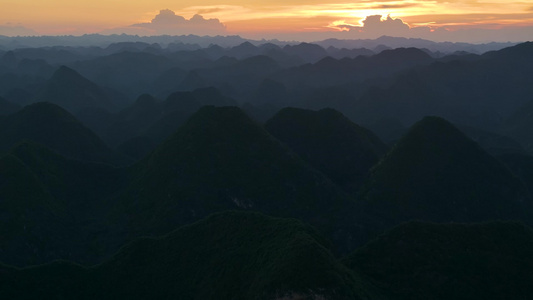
[105,9,226,36]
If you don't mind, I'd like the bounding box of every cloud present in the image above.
[362,15,411,34]
[104,9,226,36]
[330,15,410,37]
[0,24,38,37]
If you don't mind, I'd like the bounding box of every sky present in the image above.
[1,0,533,42]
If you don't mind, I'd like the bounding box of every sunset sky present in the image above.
[1,0,533,42]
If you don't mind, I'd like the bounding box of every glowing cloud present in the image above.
[328,15,410,37]
[104,9,226,36]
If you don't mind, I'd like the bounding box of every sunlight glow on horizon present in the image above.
[1,0,533,38]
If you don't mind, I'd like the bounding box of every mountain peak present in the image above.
[360,115,530,222]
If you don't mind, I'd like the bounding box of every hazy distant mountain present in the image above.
[37,66,119,113]
[266,107,388,192]
[316,36,517,54]
[187,55,282,98]
[345,221,533,300]
[0,102,126,165]
[116,106,348,236]
[352,42,533,129]
[70,51,175,99]
[359,116,530,223]
[326,46,374,59]
[0,211,384,299]
[282,42,328,63]
[79,88,237,150]
[275,47,433,89]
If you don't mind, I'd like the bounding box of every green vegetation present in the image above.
[266,107,388,193]
[119,105,349,236]
[0,211,387,300]
[359,116,530,223]
[345,221,533,300]
[0,102,127,165]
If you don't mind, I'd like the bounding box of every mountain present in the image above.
[359,116,530,223]
[500,98,533,154]
[275,47,433,90]
[282,43,328,63]
[37,66,117,113]
[116,106,349,236]
[0,141,129,266]
[0,96,20,115]
[344,221,533,300]
[79,88,237,149]
[497,153,533,196]
[316,36,516,54]
[0,150,64,266]
[69,51,176,99]
[0,211,387,300]
[189,55,281,98]
[265,107,388,192]
[0,102,127,165]
[352,42,533,130]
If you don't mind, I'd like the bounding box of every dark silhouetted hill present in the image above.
[344,221,533,300]
[117,106,348,236]
[0,96,20,115]
[359,116,530,223]
[37,66,118,113]
[352,42,533,130]
[266,107,388,192]
[79,88,237,149]
[0,102,127,165]
[500,98,533,154]
[0,212,387,300]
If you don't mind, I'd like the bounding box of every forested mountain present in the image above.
[1,37,533,299]
[359,116,531,223]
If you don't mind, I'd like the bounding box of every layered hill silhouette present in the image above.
[0,141,129,266]
[0,211,386,300]
[0,102,127,165]
[359,116,531,223]
[500,97,533,154]
[274,47,433,90]
[78,87,237,152]
[265,107,388,192]
[0,96,20,115]
[352,42,533,130]
[37,66,120,113]
[345,221,533,300]
[116,106,349,236]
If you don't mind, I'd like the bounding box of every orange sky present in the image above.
[1,0,533,40]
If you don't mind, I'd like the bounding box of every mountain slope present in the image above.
[266,107,388,192]
[0,102,126,165]
[359,116,530,223]
[38,65,117,113]
[117,106,349,236]
[0,141,129,266]
[1,212,387,300]
[344,221,533,300]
